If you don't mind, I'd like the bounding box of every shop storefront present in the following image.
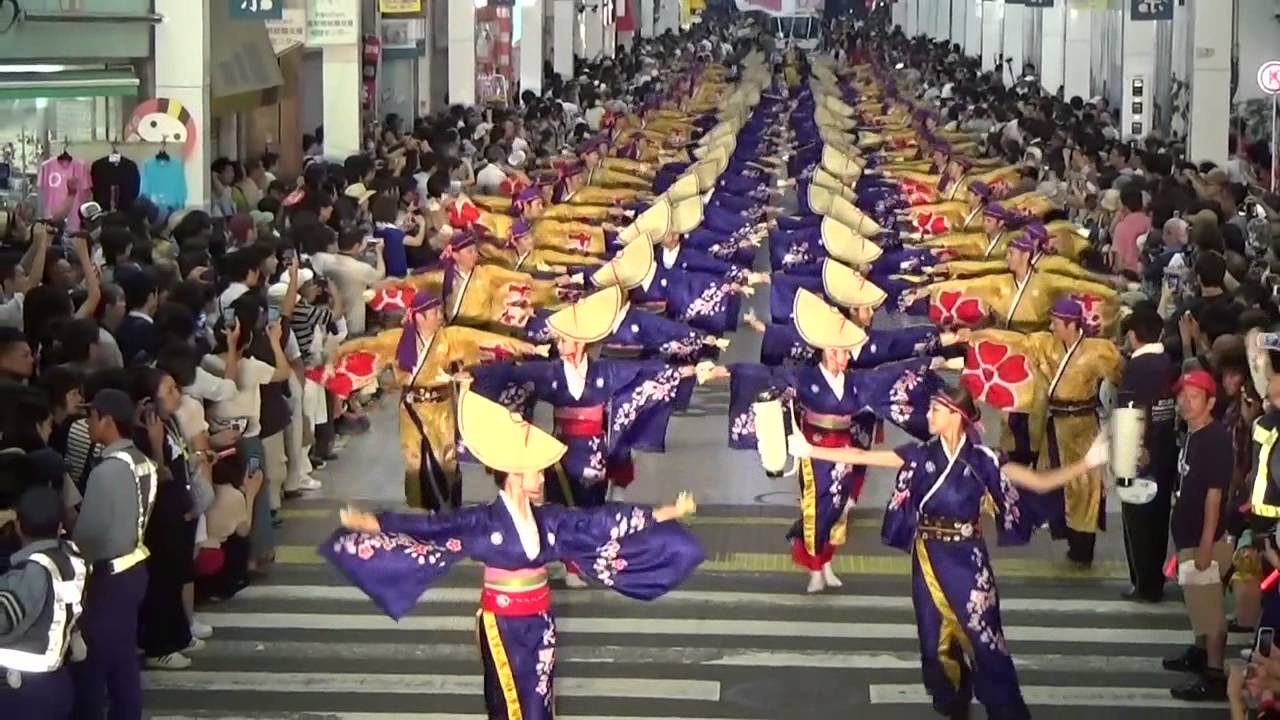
[0,0,153,219]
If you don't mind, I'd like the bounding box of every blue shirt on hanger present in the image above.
[141,156,187,212]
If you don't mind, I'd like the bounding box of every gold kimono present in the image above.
[974,329,1122,534]
[922,222,1088,262]
[603,157,657,182]
[471,207,515,240]
[1000,191,1058,217]
[971,166,1024,197]
[531,218,609,256]
[407,264,567,331]
[336,326,535,509]
[583,165,651,192]
[540,203,614,222]
[937,254,1104,284]
[906,201,985,236]
[567,183,646,206]
[927,268,1119,335]
[479,243,604,273]
[472,195,514,213]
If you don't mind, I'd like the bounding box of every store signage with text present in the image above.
[231,0,284,20]
[306,0,360,46]
[379,0,423,13]
[1129,0,1173,21]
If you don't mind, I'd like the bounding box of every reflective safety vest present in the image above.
[0,543,87,673]
[1250,417,1280,519]
[103,448,158,575]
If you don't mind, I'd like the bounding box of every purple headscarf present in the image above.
[395,290,443,373]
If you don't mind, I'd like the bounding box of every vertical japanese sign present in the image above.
[231,0,283,20]
[306,0,360,46]
[1130,0,1173,21]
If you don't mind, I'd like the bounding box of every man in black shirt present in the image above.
[1116,306,1177,602]
[1164,369,1233,701]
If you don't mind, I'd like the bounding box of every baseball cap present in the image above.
[79,201,105,224]
[1173,369,1216,397]
[89,388,135,428]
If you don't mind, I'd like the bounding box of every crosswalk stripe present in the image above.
[868,683,1227,710]
[143,672,719,701]
[233,584,1186,616]
[272,545,1132,579]
[191,640,1178,674]
[202,612,1222,646]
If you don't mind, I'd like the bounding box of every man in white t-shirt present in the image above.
[325,228,386,336]
[474,145,509,196]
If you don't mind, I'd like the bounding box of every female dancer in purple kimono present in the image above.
[750,259,967,368]
[469,287,698,510]
[324,389,702,720]
[786,383,1108,720]
[715,289,945,593]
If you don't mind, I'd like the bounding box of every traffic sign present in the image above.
[1258,61,1280,96]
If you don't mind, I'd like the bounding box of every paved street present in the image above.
[143,266,1227,719]
[145,500,1230,719]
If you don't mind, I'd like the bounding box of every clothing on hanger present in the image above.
[37,155,90,232]
[90,153,141,213]
[140,154,187,214]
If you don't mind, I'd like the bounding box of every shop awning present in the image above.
[210,6,285,115]
[0,70,139,100]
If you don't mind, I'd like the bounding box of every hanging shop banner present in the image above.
[306,0,360,46]
[231,0,284,20]
[379,0,423,13]
[1130,0,1173,21]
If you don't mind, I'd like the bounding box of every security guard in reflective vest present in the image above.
[0,486,88,719]
[70,389,157,720]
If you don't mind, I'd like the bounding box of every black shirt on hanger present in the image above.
[90,155,141,213]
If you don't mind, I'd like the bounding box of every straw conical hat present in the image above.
[793,288,867,351]
[822,260,887,310]
[669,195,704,234]
[666,172,700,202]
[821,216,883,265]
[618,199,671,244]
[808,182,835,214]
[828,194,884,236]
[458,390,567,474]
[692,159,721,193]
[546,286,625,343]
[591,234,655,289]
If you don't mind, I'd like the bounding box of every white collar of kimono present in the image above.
[610,302,632,333]
[983,230,1003,257]
[498,490,541,561]
[661,244,680,269]
[410,330,436,380]
[818,363,845,401]
[640,258,657,290]
[919,435,967,516]
[1131,342,1163,359]
[562,354,590,400]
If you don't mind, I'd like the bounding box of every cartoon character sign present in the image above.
[124,98,199,158]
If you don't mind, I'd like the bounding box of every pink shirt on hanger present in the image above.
[38,156,91,232]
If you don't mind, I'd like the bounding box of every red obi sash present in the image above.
[481,567,551,616]
[801,409,853,448]
[553,404,606,437]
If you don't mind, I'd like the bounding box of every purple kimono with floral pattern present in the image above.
[471,359,685,506]
[880,438,1033,720]
[321,500,703,720]
[727,359,940,569]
